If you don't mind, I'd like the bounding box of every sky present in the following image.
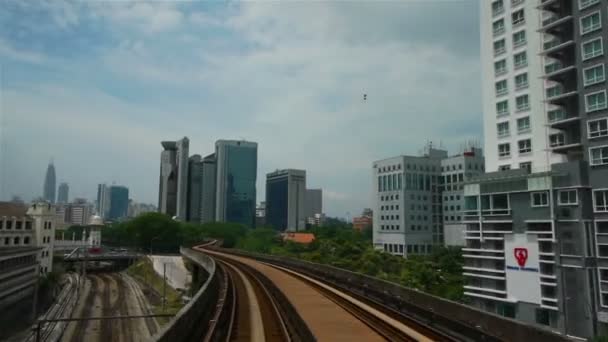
[0,0,482,219]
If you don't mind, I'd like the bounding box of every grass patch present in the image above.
[127,258,184,324]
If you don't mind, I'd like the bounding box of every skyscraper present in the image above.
[107,185,129,221]
[464,1,608,338]
[201,153,217,223]
[158,137,189,220]
[96,183,110,218]
[57,182,69,204]
[215,140,257,227]
[304,189,323,219]
[266,169,306,231]
[481,0,564,173]
[43,162,56,203]
[186,155,204,223]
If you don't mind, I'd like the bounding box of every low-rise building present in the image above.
[353,213,374,231]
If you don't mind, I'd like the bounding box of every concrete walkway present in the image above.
[149,255,191,291]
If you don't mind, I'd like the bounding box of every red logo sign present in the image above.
[514,248,528,267]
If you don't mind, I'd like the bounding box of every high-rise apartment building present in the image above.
[201,153,217,223]
[187,155,204,223]
[43,162,56,203]
[158,137,189,220]
[373,146,484,256]
[266,169,306,231]
[482,0,565,173]
[57,182,69,204]
[465,1,608,338]
[215,140,258,227]
[107,185,129,221]
[66,198,93,226]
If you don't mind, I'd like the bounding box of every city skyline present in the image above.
[0,1,482,218]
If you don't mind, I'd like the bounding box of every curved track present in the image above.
[195,244,454,342]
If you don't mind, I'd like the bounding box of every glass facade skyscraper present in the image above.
[215,140,258,228]
[107,185,129,221]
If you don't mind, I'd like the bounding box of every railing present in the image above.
[151,247,219,342]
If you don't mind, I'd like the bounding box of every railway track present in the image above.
[195,244,452,342]
[201,252,291,342]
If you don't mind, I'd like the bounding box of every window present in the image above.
[582,38,603,61]
[516,94,530,112]
[495,59,507,75]
[513,30,526,47]
[497,122,510,137]
[494,39,506,56]
[492,0,504,16]
[514,51,527,69]
[590,146,608,166]
[589,118,608,139]
[532,192,549,207]
[584,64,605,87]
[548,108,566,123]
[517,116,531,132]
[546,85,562,99]
[586,91,607,112]
[518,139,532,154]
[515,73,528,90]
[495,80,508,96]
[579,0,600,10]
[496,100,509,116]
[580,12,601,35]
[550,133,565,147]
[512,9,525,27]
[520,161,532,172]
[595,189,608,212]
[558,190,578,206]
[493,19,505,36]
[498,143,511,157]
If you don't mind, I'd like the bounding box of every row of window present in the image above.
[380,205,400,211]
[494,53,527,77]
[496,93,530,116]
[380,194,399,201]
[0,255,36,272]
[492,8,525,36]
[497,116,530,137]
[498,139,532,158]
[380,225,400,231]
[495,72,528,97]
[1,236,32,246]
[491,0,526,18]
[529,190,579,207]
[383,243,434,255]
[444,195,462,202]
[380,215,400,220]
[0,220,33,230]
[42,236,51,243]
[43,221,52,229]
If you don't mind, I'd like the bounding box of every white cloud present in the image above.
[1,1,482,217]
[0,38,48,64]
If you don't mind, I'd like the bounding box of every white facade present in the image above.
[26,202,56,274]
[481,0,564,173]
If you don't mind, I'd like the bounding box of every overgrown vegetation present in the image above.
[104,212,464,301]
[127,258,183,323]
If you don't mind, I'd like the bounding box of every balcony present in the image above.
[545,85,578,106]
[550,131,583,154]
[541,39,575,58]
[539,15,573,34]
[538,0,573,16]
[543,64,576,82]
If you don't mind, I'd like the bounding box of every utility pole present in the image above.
[162,263,167,313]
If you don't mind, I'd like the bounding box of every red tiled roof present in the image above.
[282,233,316,244]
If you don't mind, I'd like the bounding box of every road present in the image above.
[61,272,159,342]
[149,255,191,291]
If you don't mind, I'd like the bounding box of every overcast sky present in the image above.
[0,0,482,218]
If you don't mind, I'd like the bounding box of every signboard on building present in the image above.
[505,233,541,304]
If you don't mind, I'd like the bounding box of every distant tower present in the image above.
[43,162,56,203]
[57,182,69,204]
[158,137,189,220]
